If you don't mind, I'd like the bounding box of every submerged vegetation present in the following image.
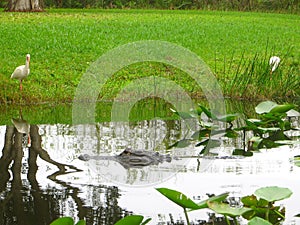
[0,9,299,104]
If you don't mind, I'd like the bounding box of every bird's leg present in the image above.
[20,80,23,91]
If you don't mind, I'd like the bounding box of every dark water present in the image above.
[0,100,300,225]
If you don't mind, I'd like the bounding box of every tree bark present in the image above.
[7,0,43,12]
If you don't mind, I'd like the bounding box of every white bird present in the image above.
[11,54,30,91]
[269,56,280,74]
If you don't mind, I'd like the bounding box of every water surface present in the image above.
[0,101,300,225]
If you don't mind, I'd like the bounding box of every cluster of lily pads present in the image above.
[49,185,296,225]
[170,100,300,157]
[115,185,294,225]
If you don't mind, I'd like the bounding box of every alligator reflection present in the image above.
[0,111,127,225]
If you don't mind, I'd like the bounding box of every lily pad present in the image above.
[241,195,269,208]
[207,201,252,217]
[248,217,272,225]
[254,186,292,202]
[255,101,278,114]
[195,192,229,209]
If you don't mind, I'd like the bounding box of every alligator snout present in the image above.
[78,154,91,161]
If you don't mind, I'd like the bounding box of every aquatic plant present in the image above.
[156,187,229,225]
[242,186,292,224]
[48,187,295,225]
[156,186,292,225]
[238,101,299,151]
[49,217,85,225]
[171,100,299,156]
[248,217,272,225]
[114,215,151,225]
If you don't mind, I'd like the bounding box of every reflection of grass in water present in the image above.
[0,99,179,125]
[0,9,299,103]
[1,97,298,125]
[0,98,300,125]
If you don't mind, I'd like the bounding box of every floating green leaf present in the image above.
[241,195,268,208]
[207,201,252,217]
[241,195,257,206]
[255,101,278,114]
[156,188,200,209]
[196,192,229,209]
[254,186,292,202]
[248,217,272,225]
[50,217,74,225]
[114,215,146,225]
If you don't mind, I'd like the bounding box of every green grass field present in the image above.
[0,9,299,104]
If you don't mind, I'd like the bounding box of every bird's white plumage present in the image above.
[11,54,30,80]
[269,56,280,73]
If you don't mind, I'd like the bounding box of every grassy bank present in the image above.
[0,9,299,104]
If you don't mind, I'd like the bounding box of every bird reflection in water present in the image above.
[11,109,31,148]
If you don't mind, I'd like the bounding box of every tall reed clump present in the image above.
[222,48,299,100]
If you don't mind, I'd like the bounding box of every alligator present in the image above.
[78,148,175,169]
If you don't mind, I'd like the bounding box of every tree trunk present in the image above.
[7,0,43,12]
